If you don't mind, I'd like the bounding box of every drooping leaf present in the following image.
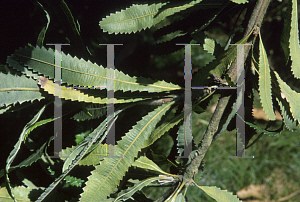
[177,112,193,157]
[80,102,174,201]
[5,104,48,201]
[0,72,43,107]
[274,71,300,122]
[197,186,242,202]
[10,46,182,93]
[0,141,47,179]
[37,110,119,202]
[289,0,300,78]
[276,97,300,132]
[258,33,276,120]
[114,176,169,201]
[100,1,203,34]
[32,0,50,47]
[132,156,178,177]
[142,106,182,148]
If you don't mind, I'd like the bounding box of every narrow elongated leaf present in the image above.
[289,0,300,78]
[276,97,300,131]
[198,186,242,202]
[230,0,248,4]
[11,46,182,92]
[274,71,300,122]
[280,0,292,63]
[38,77,153,104]
[0,141,47,179]
[114,177,166,201]
[80,102,174,201]
[177,112,193,156]
[100,1,203,34]
[132,156,178,177]
[37,110,118,201]
[142,106,182,148]
[0,73,43,107]
[5,104,48,201]
[258,33,275,120]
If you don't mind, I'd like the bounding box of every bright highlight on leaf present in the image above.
[258,33,276,121]
[289,0,300,78]
[274,71,300,122]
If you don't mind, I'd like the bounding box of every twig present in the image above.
[182,0,272,187]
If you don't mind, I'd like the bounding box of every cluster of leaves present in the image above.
[0,0,299,201]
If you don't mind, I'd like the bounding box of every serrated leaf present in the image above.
[177,112,193,157]
[100,1,203,34]
[10,46,181,93]
[132,156,177,177]
[289,0,300,78]
[198,186,242,202]
[0,73,43,107]
[276,97,300,131]
[80,102,174,201]
[258,33,276,120]
[0,186,32,202]
[37,110,115,201]
[274,71,300,122]
[142,106,182,148]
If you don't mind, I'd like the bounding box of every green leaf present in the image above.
[37,110,115,201]
[276,97,300,132]
[280,0,292,63]
[100,1,203,34]
[177,113,193,156]
[0,186,32,202]
[114,177,164,201]
[274,71,300,122]
[289,0,300,78]
[198,186,242,202]
[142,106,182,148]
[0,141,47,179]
[203,37,215,54]
[258,33,276,120]
[5,104,48,201]
[230,0,248,4]
[10,46,182,93]
[32,0,50,47]
[132,156,178,177]
[80,102,174,201]
[0,73,43,107]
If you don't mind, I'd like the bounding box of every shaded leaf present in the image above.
[289,0,300,78]
[100,1,203,34]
